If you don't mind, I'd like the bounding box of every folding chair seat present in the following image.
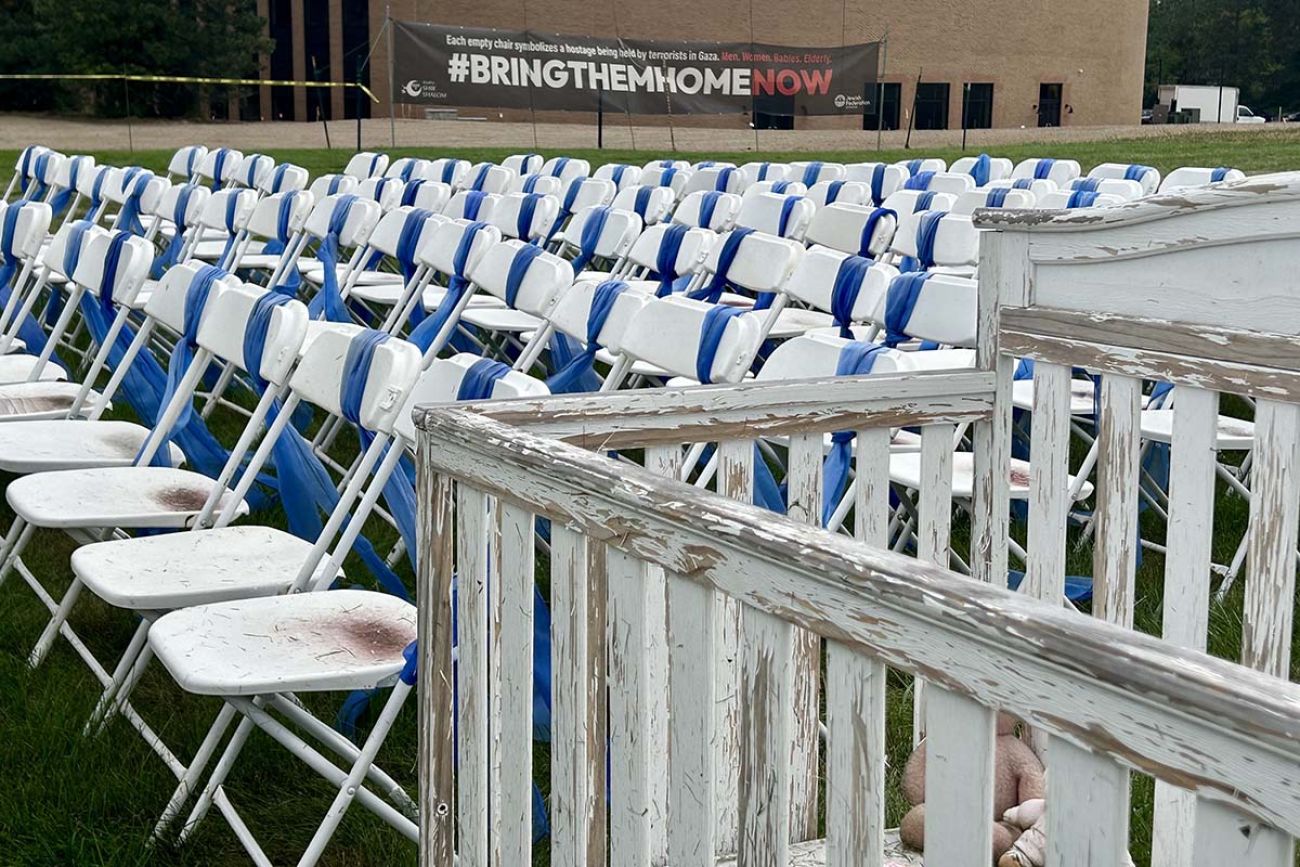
[844,162,908,206]
[882,189,957,215]
[807,180,870,209]
[594,163,642,190]
[188,189,260,265]
[1086,162,1161,195]
[1038,189,1127,209]
[430,158,472,188]
[553,204,641,281]
[541,157,591,185]
[744,180,808,199]
[502,153,544,176]
[672,190,742,232]
[803,202,897,258]
[165,146,207,183]
[397,179,452,212]
[194,148,244,190]
[890,210,979,275]
[952,188,1038,215]
[356,177,406,211]
[641,165,691,199]
[740,162,791,185]
[987,177,1057,203]
[683,166,747,196]
[459,240,576,336]
[611,185,675,226]
[462,163,514,195]
[442,189,499,221]
[308,173,359,199]
[1011,158,1081,186]
[343,152,390,180]
[256,162,310,196]
[385,157,434,183]
[896,158,946,177]
[489,192,561,243]
[231,154,274,191]
[1158,166,1245,192]
[790,161,847,187]
[509,174,562,196]
[734,192,815,241]
[950,155,1013,186]
[611,293,768,386]
[1065,177,1145,201]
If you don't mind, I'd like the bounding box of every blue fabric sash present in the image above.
[905,159,923,176]
[1123,164,1153,183]
[25,152,52,201]
[0,202,59,360]
[1211,167,1231,182]
[439,161,460,184]
[215,191,242,268]
[48,157,82,216]
[548,157,570,178]
[970,154,991,187]
[823,180,845,205]
[210,149,230,190]
[1012,179,1033,190]
[269,163,291,193]
[394,208,435,284]
[457,357,511,400]
[16,147,35,195]
[632,186,653,220]
[801,161,823,186]
[897,210,943,273]
[754,163,772,181]
[515,193,542,242]
[505,243,544,308]
[777,196,799,238]
[307,194,358,322]
[858,207,895,258]
[822,341,888,524]
[771,180,793,194]
[1033,159,1056,180]
[117,170,151,237]
[43,219,93,326]
[1066,190,1100,209]
[610,165,627,186]
[522,175,541,194]
[695,304,745,384]
[1073,178,1102,193]
[829,255,872,337]
[462,190,487,220]
[869,164,887,206]
[656,167,678,189]
[715,167,737,192]
[241,155,265,188]
[654,223,688,296]
[150,184,199,279]
[263,192,304,296]
[569,206,610,275]
[690,227,753,304]
[469,164,492,192]
[884,272,930,347]
[697,191,723,229]
[545,279,626,394]
[914,191,937,212]
[903,171,935,192]
[367,153,383,178]
[407,220,489,351]
[986,188,1010,207]
[400,179,425,207]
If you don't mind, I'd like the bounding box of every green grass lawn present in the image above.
[0,131,1297,865]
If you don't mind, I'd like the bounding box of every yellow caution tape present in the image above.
[0,73,379,103]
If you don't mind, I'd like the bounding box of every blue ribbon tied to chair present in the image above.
[689,227,754,305]
[884,271,931,348]
[822,341,890,525]
[0,202,62,361]
[653,223,688,297]
[407,220,490,351]
[970,153,992,187]
[307,194,358,322]
[545,279,626,394]
[829,254,873,338]
[1033,158,1056,180]
[151,184,198,279]
[263,192,305,296]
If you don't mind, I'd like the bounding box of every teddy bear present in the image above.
[899,712,1046,865]
[997,799,1136,867]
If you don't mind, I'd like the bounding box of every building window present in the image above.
[914,83,950,130]
[1038,83,1063,127]
[303,0,332,121]
[863,82,901,131]
[962,83,994,129]
[268,0,294,120]
[342,0,370,119]
[753,94,795,130]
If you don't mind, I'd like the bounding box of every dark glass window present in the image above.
[962,83,994,129]
[914,82,950,130]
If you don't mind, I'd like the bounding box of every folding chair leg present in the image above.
[29,575,85,668]
[177,710,259,843]
[0,518,32,589]
[153,702,242,839]
[86,619,152,735]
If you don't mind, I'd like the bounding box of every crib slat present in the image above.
[915,424,953,743]
[715,439,752,855]
[1152,386,1218,867]
[1092,374,1142,627]
[784,432,823,840]
[498,502,535,865]
[418,470,455,866]
[551,524,606,866]
[668,566,717,866]
[1026,361,1071,603]
[1046,736,1129,867]
[923,687,996,867]
[608,546,655,866]
[1243,399,1300,678]
[1192,800,1294,867]
[455,485,491,867]
[739,606,795,867]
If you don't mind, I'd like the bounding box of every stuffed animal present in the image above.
[998,799,1136,867]
[899,713,1046,865]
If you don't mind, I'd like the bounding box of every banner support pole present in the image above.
[387,6,396,147]
[876,32,888,152]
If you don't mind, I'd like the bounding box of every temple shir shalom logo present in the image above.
[403,79,429,97]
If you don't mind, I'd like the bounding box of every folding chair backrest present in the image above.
[987,177,1057,202]
[790,161,847,187]
[684,166,746,196]
[77,164,112,201]
[197,281,310,385]
[469,240,573,317]
[0,200,54,260]
[258,163,310,195]
[430,158,471,188]
[563,205,641,263]
[808,180,870,209]
[643,159,690,172]
[594,163,642,190]
[1158,166,1245,192]
[289,328,422,433]
[914,172,976,196]
[541,157,591,185]
[365,206,446,258]
[402,180,453,212]
[196,148,244,187]
[144,260,242,335]
[417,218,502,277]
[895,158,947,177]
[502,154,544,176]
[740,162,791,185]
[783,245,897,324]
[952,188,1038,215]
[547,277,654,348]
[701,229,804,293]
[883,272,977,346]
[950,155,1013,185]
[393,352,549,444]
[1087,162,1161,195]
[344,152,390,180]
[1066,177,1144,200]
[734,192,815,241]
[386,157,433,182]
[673,190,742,231]
[612,185,675,226]
[303,194,383,247]
[308,174,359,199]
[442,190,499,222]
[1038,190,1127,210]
[613,293,765,383]
[1011,158,1081,185]
[29,151,65,194]
[105,168,165,207]
[756,332,913,381]
[197,188,259,236]
[357,177,406,211]
[560,177,617,213]
[490,192,560,242]
[624,222,715,276]
[804,202,897,257]
[244,190,316,242]
[72,232,155,306]
[641,166,691,198]
[53,155,96,194]
[745,180,808,199]
[510,174,562,196]
[462,163,513,194]
[167,145,207,180]
[234,154,275,190]
[882,189,957,215]
[45,220,108,280]
[892,211,979,269]
[156,182,212,230]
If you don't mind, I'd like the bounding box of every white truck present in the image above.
[1157,85,1265,124]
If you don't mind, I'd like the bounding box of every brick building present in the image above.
[254,0,1149,129]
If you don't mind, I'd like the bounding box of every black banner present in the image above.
[392,21,880,116]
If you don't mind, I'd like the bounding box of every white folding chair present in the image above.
[846,162,909,206]
[1158,166,1245,192]
[356,176,406,211]
[790,161,847,187]
[1011,158,1082,186]
[489,192,561,243]
[734,191,815,241]
[807,180,870,209]
[343,152,390,180]
[442,189,498,221]
[804,202,898,258]
[429,158,471,188]
[195,148,244,190]
[950,155,1013,186]
[308,173,359,199]
[165,146,207,183]
[882,189,958,215]
[540,156,591,185]
[895,157,947,177]
[593,163,641,190]
[611,184,675,226]
[461,162,513,194]
[1065,177,1145,201]
[501,153,544,176]
[952,188,1038,215]
[1038,189,1128,209]
[672,190,742,231]
[257,162,310,196]
[1087,162,1161,195]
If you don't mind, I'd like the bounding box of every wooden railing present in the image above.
[413,371,1300,867]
